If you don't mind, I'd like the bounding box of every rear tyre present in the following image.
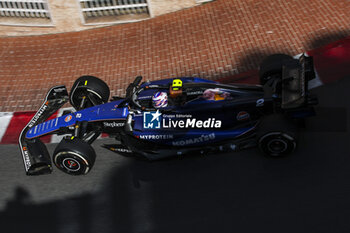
[53,137,96,175]
[70,75,110,110]
[259,54,294,85]
[257,114,297,157]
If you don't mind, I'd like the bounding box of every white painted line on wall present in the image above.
[0,112,13,141]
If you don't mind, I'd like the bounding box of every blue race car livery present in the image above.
[19,53,318,175]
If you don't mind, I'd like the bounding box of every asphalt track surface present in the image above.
[0,76,349,233]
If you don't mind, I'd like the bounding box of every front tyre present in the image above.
[53,137,96,175]
[70,75,110,110]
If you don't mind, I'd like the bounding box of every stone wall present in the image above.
[149,0,197,17]
[0,0,198,37]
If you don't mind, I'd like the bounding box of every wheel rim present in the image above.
[54,151,90,175]
[259,132,296,156]
[62,158,81,172]
[267,138,288,155]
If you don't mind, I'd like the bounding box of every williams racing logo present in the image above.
[143,110,222,129]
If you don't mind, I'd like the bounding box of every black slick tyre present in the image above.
[70,75,110,110]
[53,137,96,175]
[259,54,294,85]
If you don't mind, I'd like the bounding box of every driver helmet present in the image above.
[152,91,168,108]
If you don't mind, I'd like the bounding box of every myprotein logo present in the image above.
[139,134,174,140]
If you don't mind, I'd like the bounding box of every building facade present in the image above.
[0,0,212,36]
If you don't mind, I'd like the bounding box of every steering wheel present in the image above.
[127,76,170,110]
[126,76,143,109]
[126,76,142,98]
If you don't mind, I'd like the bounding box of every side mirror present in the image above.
[124,114,133,133]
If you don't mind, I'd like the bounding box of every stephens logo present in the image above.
[143,110,162,129]
[103,122,125,128]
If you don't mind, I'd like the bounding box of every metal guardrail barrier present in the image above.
[0,0,50,18]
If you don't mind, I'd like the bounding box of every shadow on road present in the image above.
[1,36,350,233]
[229,31,350,80]
[305,31,350,51]
[1,125,350,233]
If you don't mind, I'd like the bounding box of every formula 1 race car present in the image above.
[19,53,318,175]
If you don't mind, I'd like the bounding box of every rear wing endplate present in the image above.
[282,54,316,109]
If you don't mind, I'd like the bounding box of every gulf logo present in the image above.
[65,115,72,122]
[236,111,250,121]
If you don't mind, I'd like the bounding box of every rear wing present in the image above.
[281,54,317,109]
[19,86,68,175]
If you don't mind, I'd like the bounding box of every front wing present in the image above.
[19,86,69,175]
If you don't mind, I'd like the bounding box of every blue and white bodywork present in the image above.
[19,54,318,175]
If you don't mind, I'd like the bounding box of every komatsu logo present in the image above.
[172,133,215,146]
[143,110,222,129]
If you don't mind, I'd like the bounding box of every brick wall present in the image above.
[0,0,349,112]
[149,0,196,17]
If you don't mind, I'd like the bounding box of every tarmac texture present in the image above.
[0,75,349,233]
